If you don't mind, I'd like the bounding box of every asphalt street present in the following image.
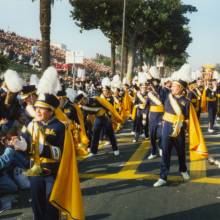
[1,114,220,220]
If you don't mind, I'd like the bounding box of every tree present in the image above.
[32,0,54,72]
[70,0,196,80]
[69,0,123,75]
[0,54,9,73]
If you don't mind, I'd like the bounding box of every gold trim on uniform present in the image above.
[149,105,164,112]
[206,97,216,102]
[34,101,55,110]
[163,112,184,124]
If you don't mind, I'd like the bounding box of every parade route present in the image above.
[1,116,220,220]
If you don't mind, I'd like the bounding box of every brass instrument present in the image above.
[170,117,183,138]
[23,122,43,176]
[4,91,15,106]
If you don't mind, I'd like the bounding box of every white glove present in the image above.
[13,137,27,151]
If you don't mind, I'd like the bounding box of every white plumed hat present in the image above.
[30,74,39,87]
[101,77,111,89]
[4,69,24,93]
[149,66,159,79]
[37,66,61,95]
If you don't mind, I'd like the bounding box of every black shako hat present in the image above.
[34,93,60,110]
[20,85,36,100]
[173,79,188,89]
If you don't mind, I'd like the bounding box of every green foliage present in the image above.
[8,61,40,79]
[69,0,197,68]
[93,53,111,67]
[164,53,189,70]
[0,54,9,73]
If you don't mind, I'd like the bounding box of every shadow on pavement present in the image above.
[147,203,220,220]
[82,179,153,196]
[86,213,111,220]
[0,212,23,219]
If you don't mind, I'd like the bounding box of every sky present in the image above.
[0,0,220,70]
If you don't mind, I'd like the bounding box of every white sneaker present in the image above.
[181,172,190,181]
[87,153,95,158]
[208,129,214,133]
[132,139,137,143]
[208,157,215,165]
[148,154,157,160]
[113,150,120,156]
[159,149,163,157]
[104,141,110,146]
[141,134,145,138]
[153,178,167,187]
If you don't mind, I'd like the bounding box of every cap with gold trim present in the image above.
[34,93,59,110]
[20,85,36,100]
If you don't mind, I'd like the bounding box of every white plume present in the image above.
[111,74,122,89]
[77,90,87,97]
[101,77,111,88]
[171,64,192,82]
[213,71,220,81]
[122,77,130,85]
[149,66,159,79]
[138,72,148,84]
[4,69,24,93]
[30,74,39,87]
[37,66,60,95]
[132,76,138,85]
[66,88,77,102]
[142,62,149,73]
[191,70,202,81]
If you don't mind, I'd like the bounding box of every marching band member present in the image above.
[154,64,191,187]
[74,92,122,157]
[206,79,217,133]
[12,67,84,220]
[132,73,149,143]
[57,88,89,156]
[146,66,168,159]
[111,75,124,131]
[0,70,24,134]
[20,85,38,125]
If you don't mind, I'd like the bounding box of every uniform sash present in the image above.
[168,94,184,138]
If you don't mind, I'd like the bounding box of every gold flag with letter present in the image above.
[50,108,84,220]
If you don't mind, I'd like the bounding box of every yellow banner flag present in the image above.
[50,108,84,220]
[189,104,208,161]
[201,88,207,113]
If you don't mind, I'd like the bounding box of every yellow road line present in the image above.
[205,141,220,146]
[190,159,207,179]
[192,177,220,185]
[80,140,151,179]
[119,140,150,175]
[79,128,220,185]
[80,172,180,182]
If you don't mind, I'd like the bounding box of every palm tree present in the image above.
[33,0,54,72]
[39,0,52,72]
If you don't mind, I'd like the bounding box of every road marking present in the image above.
[79,126,220,185]
[190,158,207,179]
[119,140,150,175]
